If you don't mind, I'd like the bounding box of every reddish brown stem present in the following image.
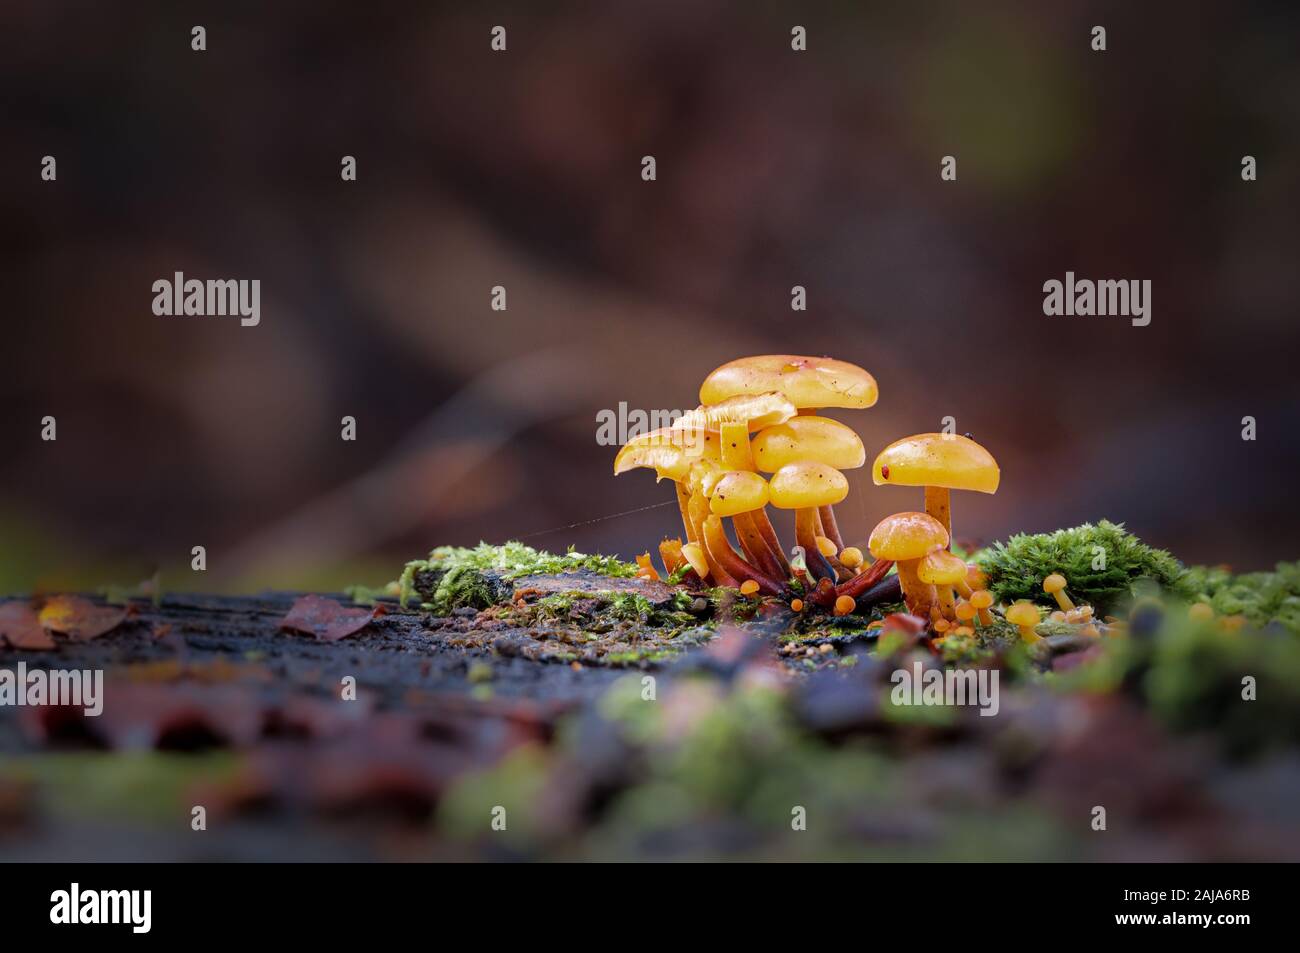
[818,504,845,552]
[835,557,895,599]
[703,516,782,595]
[734,512,786,581]
[808,577,837,608]
[751,507,791,575]
[796,507,836,582]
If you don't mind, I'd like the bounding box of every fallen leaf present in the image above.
[0,602,56,650]
[280,594,377,642]
[38,595,129,641]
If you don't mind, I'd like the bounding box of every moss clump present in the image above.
[1181,561,1300,635]
[426,542,637,581]
[977,521,1190,614]
[398,542,639,610]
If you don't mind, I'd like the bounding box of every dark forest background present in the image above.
[2,1,1297,592]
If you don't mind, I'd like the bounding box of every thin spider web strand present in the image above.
[516,500,678,542]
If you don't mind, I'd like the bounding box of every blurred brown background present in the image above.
[2,0,1298,593]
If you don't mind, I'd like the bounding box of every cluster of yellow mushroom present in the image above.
[615,355,891,606]
[613,355,1076,647]
[864,511,998,638]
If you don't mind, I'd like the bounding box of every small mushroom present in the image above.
[969,589,994,626]
[872,433,999,544]
[954,599,977,628]
[917,549,968,620]
[769,461,850,583]
[1043,573,1074,612]
[866,512,949,617]
[1005,601,1042,643]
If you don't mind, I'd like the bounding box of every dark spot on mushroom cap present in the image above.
[881,465,890,480]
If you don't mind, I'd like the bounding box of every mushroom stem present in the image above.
[818,504,845,552]
[795,507,837,581]
[719,421,754,471]
[896,560,935,617]
[750,507,791,575]
[847,573,902,611]
[937,586,956,620]
[688,489,735,586]
[808,577,837,608]
[835,557,895,599]
[675,481,696,543]
[924,486,952,545]
[734,512,786,581]
[703,516,782,595]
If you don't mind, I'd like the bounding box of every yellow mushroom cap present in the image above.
[615,427,720,481]
[1043,573,1067,594]
[709,471,770,517]
[872,433,1000,494]
[767,461,849,510]
[613,442,691,482]
[970,590,994,610]
[1005,602,1040,627]
[699,355,878,410]
[672,392,797,434]
[750,416,866,473]
[867,512,949,561]
[917,549,968,586]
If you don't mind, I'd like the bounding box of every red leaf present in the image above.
[280,594,377,642]
[38,595,128,641]
[0,602,56,650]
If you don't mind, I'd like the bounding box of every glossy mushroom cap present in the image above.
[1043,573,1067,594]
[767,461,849,510]
[709,471,770,517]
[970,590,994,610]
[1005,602,1041,627]
[750,416,866,473]
[700,355,878,410]
[615,427,719,480]
[917,549,968,586]
[872,433,1000,494]
[867,512,949,561]
[614,442,692,482]
[672,392,797,433]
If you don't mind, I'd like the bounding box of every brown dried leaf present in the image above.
[280,594,378,642]
[38,595,128,641]
[0,602,55,650]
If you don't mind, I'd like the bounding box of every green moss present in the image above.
[607,592,655,622]
[1181,561,1300,635]
[398,542,639,610]
[426,541,637,581]
[977,520,1191,614]
[425,565,500,615]
[1,752,239,823]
